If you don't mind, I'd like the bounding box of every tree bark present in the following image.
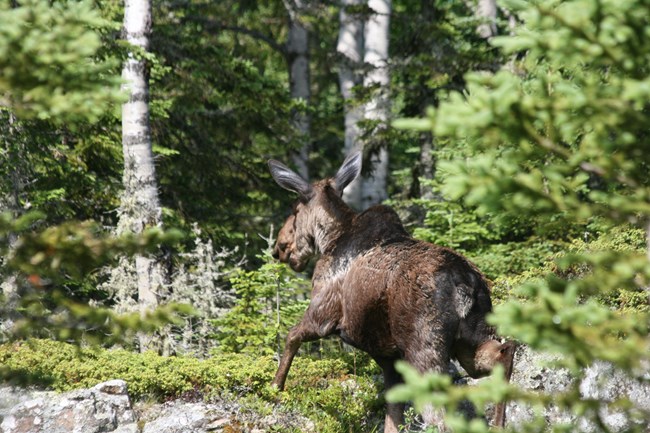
[0,112,24,335]
[361,0,391,209]
[646,219,650,275]
[285,0,311,180]
[476,0,497,39]
[337,0,364,209]
[121,0,165,352]
[417,134,436,200]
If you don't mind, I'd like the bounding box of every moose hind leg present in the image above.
[404,342,452,432]
[455,339,517,427]
[376,358,405,433]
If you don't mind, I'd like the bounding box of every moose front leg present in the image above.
[487,341,516,427]
[272,313,337,390]
[272,323,309,390]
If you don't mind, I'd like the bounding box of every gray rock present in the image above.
[504,346,576,428]
[140,401,215,433]
[135,398,316,433]
[504,346,650,432]
[0,380,316,433]
[0,379,137,433]
[447,345,650,432]
[0,387,49,421]
[578,361,650,433]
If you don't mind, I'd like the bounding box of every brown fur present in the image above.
[269,153,515,432]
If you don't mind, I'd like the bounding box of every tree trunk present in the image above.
[361,0,391,209]
[417,134,436,200]
[121,0,166,352]
[285,0,311,180]
[2,113,23,246]
[646,220,650,295]
[337,0,364,209]
[0,112,25,335]
[476,0,497,39]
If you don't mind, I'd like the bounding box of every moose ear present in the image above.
[334,151,362,193]
[268,159,313,199]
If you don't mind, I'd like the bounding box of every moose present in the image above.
[268,152,516,432]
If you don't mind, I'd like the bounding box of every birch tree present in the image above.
[361,0,391,209]
[121,0,167,352]
[0,113,26,336]
[476,0,497,39]
[337,0,364,209]
[284,0,311,180]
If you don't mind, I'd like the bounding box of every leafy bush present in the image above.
[0,0,123,123]
[491,224,649,312]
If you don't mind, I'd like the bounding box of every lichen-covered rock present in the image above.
[578,361,650,433]
[0,380,137,433]
[139,401,218,433]
[502,345,576,428]
[0,380,315,433]
[454,345,650,431]
[504,346,650,432]
[135,398,315,433]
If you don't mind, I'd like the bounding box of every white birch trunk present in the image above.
[0,113,23,336]
[286,1,311,180]
[418,135,436,200]
[646,220,650,291]
[338,0,364,209]
[361,0,391,209]
[476,0,497,39]
[121,0,165,352]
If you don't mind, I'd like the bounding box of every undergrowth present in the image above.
[491,224,649,312]
[0,339,383,433]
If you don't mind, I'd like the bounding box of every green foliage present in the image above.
[214,251,309,355]
[390,182,565,281]
[492,224,650,310]
[433,1,650,221]
[0,339,382,433]
[0,0,189,348]
[150,0,296,254]
[0,211,189,344]
[3,213,183,280]
[0,0,123,123]
[471,241,556,285]
[410,198,499,250]
[390,0,650,430]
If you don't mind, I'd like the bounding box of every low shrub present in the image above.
[0,339,382,433]
[491,224,649,312]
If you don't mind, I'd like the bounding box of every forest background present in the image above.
[0,0,649,432]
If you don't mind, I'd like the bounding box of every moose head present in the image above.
[268,151,361,272]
